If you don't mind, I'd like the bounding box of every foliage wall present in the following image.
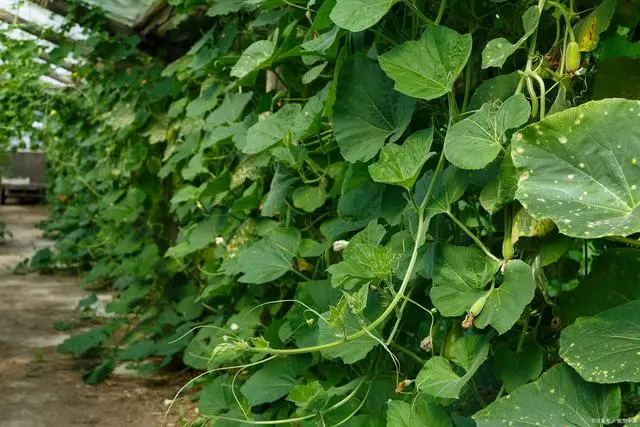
[6,0,640,424]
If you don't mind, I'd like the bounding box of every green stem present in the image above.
[402,0,433,25]
[248,208,427,355]
[531,72,546,120]
[446,211,500,262]
[606,236,640,247]
[434,0,446,25]
[516,310,530,353]
[462,60,472,113]
[391,342,425,365]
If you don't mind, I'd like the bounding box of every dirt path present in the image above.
[0,204,183,427]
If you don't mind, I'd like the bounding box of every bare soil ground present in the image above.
[0,203,185,427]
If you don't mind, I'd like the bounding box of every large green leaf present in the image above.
[417,166,468,219]
[479,154,517,215]
[560,300,640,384]
[240,356,312,407]
[430,245,501,317]
[493,338,543,392]
[231,40,275,79]
[330,0,399,32]
[368,129,435,190]
[416,336,490,399]
[555,248,640,325]
[379,25,472,100]
[333,58,415,162]
[473,364,621,427]
[444,94,530,170]
[243,104,302,155]
[199,375,234,416]
[204,91,253,130]
[482,6,541,68]
[236,227,301,284]
[474,260,536,334]
[512,98,640,238]
[387,395,453,427]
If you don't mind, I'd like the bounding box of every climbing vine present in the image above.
[5,0,640,424]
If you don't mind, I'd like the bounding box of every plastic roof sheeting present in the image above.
[79,0,158,27]
[0,0,87,39]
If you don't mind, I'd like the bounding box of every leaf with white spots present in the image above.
[560,299,640,384]
[444,93,530,170]
[512,98,640,238]
[473,364,621,427]
[481,6,541,68]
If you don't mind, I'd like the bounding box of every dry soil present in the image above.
[0,203,185,427]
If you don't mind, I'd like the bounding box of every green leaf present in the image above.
[444,94,530,170]
[57,328,108,357]
[493,338,543,392]
[474,260,536,335]
[560,300,640,384]
[417,166,468,219]
[243,104,302,154]
[231,40,275,79]
[261,166,298,217]
[302,62,328,84]
[317,306,378,364]
[330,0,399,32]
[555,248,640,325]
[473,364,621,427]
[327,221,396,290]
[430,245,501,317]
[387,395,453,427]
[186,86,221,117]
[333,58,415,162]
[199,375,234,416]
[207,0,246,16]
[379,25,472,100]
[240,356,312,407]
[481,6,541,68]
[117,340,156,361]
[416,336,490,399]
[573,0,616,52]
[292,184,327,213]
[368,129,435,190]
[468,72,520,110]
[512,98,640,238]
[236,227,301,284]
[204,91,253,130]
[302,26,341,53]
[479,155,517,215]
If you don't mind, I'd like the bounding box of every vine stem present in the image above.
[247,209,426,355]
[402,0,433,25]
[606,236,640,247]
[446,211,500,262]
[247,164,445,356]
[434,0,446,25]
